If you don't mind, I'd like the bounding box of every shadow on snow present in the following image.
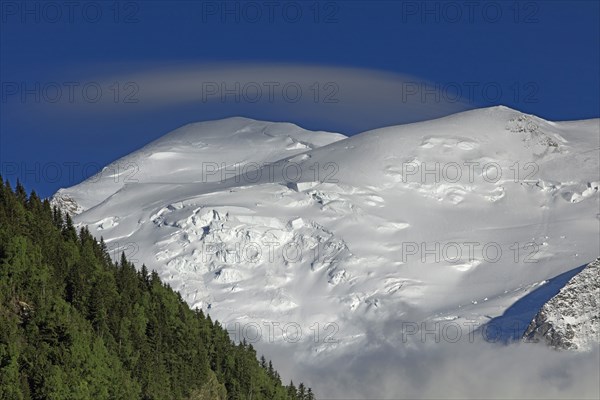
[480,262,588,344]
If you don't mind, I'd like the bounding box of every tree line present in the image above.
[0,177,314,400]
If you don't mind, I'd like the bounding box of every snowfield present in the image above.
[52,106,600,398]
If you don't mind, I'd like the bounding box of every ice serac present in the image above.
[523,258,600,351]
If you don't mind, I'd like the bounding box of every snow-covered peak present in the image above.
[52,117,346,213]
[276,106,580,187]
[51,106,599,395]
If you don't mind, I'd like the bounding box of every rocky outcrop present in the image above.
[49,191,84,216]
[523,258,599,350]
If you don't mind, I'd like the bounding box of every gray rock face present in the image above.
[523,258,600,350]
[49,191,84,216]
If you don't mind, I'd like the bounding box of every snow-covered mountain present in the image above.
[51,106,600,397]
[523,257,599,351]
[52,118,346,213]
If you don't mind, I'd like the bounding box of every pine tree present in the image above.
[62,212,78,242]
[298,383,306,399]
[15,180,27,203]
[287,381,298,400]
[52,206,63,229]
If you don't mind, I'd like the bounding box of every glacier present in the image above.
[51,106,600,398]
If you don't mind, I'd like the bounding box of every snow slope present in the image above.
[51,106,600,397]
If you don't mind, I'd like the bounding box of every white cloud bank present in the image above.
[263,338,600,399]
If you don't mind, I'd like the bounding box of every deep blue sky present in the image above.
[1,0,599,197]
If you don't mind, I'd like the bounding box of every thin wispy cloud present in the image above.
[30,63,471,132]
